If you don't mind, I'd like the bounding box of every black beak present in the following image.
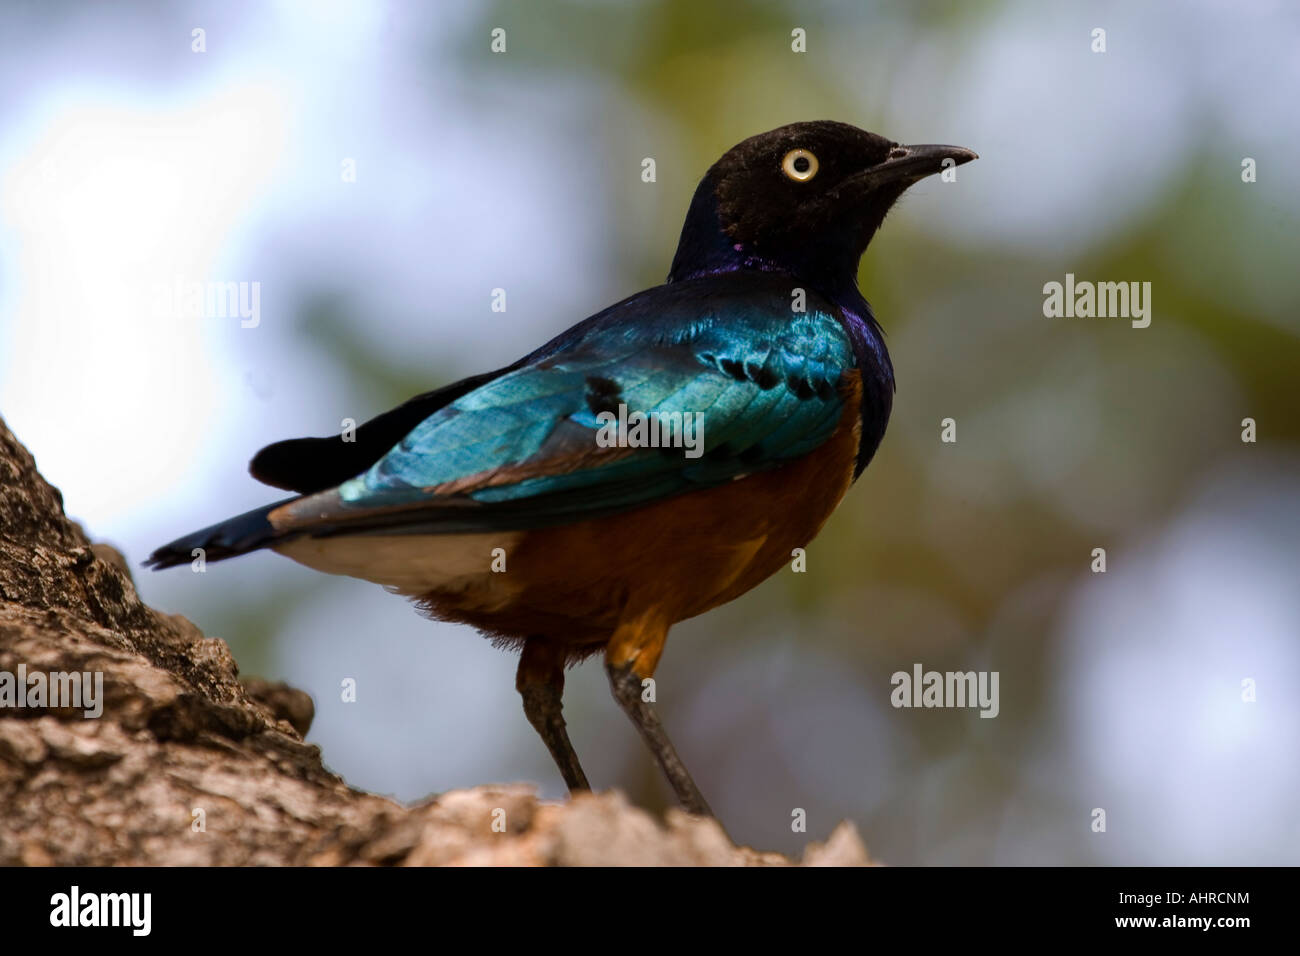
[853,143,978,189]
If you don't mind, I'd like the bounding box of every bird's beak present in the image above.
[853,143,979,190]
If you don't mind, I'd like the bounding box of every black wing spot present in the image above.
[814,377,836,401]
[747,362,780,390]
[584,375,623,416]
[719,357,747,381]
[739,443,765,465]
[787,374,815,400]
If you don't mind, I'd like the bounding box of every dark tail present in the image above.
[143,498,297,570]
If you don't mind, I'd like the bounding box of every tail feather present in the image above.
[143,498,297,570]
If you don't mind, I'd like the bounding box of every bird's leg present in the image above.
[516,638,589,793]
[605,619,713,817]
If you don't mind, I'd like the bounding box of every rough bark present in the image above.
[0,417,869,866]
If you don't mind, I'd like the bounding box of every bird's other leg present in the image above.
[605,615,713,817]
[516,638,589,793]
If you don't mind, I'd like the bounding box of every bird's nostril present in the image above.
[889,147,908,159]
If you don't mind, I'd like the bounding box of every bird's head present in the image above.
[668,120,977,286]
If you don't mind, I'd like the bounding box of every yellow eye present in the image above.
[781,148,819,182]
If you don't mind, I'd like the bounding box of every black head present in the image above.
[668,120,976,286]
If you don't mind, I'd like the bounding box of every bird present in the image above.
[147,121,976,817]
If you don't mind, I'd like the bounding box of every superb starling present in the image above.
[148,121,976,816]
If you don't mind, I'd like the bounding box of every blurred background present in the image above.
[2,0,1298,864]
